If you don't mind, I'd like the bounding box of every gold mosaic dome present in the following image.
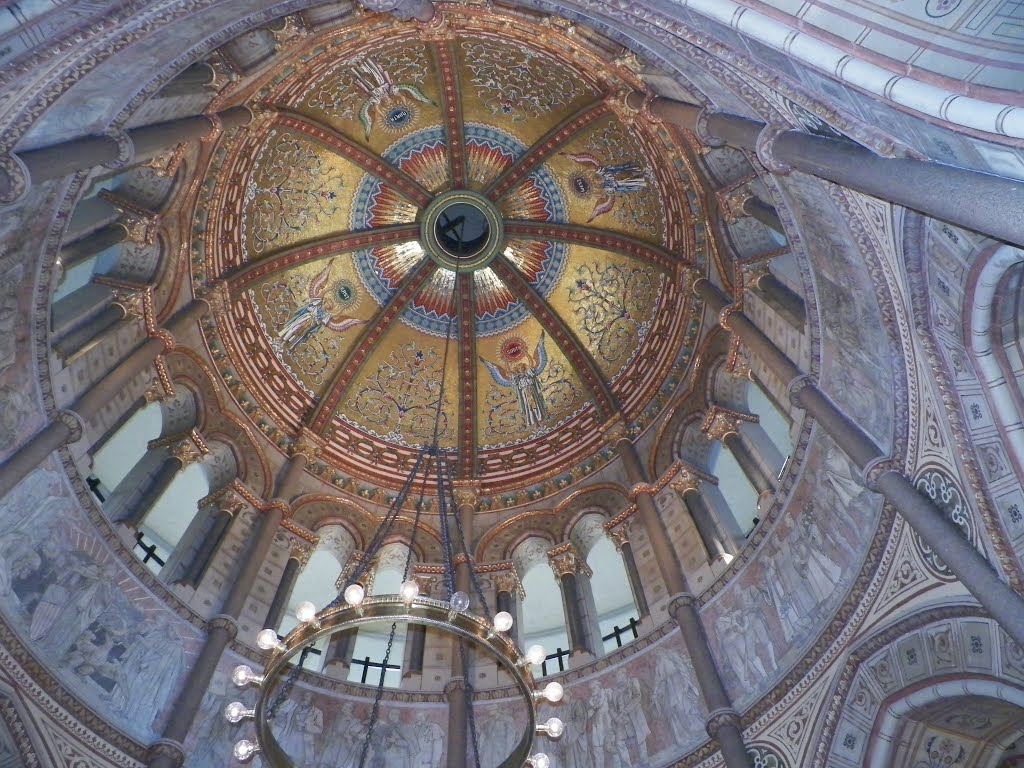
[193,7,703,498]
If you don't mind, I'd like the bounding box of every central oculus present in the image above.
[421,190,504,272]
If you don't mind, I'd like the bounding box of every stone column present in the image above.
[693,277,1024,649]
[447,483,478,768]
[742,262,805,329]
[0,275,206,500]
[404,574,437,678]
[670,467,738,564]
[633,92,1024,250]
[608,424,752,768]
[54,303,128,359]
[548,544,598,660]
[262,543,310,631]
[702,406,775,509]
[148,451,306,768]
[58,222,131,271]
[325,551,373,679]
[741,196,784,236]
[494,571,522,644]
[176,496,243,587]
[606,523,650,619]
[115,438,201,528]
[2,108,253,204]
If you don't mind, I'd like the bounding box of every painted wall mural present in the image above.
[0,460,202,744]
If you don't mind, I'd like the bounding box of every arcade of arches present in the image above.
[1,1,1024,767]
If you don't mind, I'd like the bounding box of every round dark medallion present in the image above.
[421,191,504,272]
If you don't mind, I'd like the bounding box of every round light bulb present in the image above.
[543,681,564,702]
[450,591,470,612]
[233,739,258,761]
[543,717,565,739]
[232,665,255,687]
[343,583,365,606]
[493,611,514,632]
[295,600,317,623]
[399,579,420,602]
[525,644,546,666]
[224,701,247,723]
[257,628,281,651]
[530,753,550,768]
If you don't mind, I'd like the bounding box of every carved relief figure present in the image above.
[611,669,650,764]
[276,691,324,765]
[652,650,702,745]
[481,333,549,429]
[276,260,365,351]
[412,710,444,767]
[107,612,186,733]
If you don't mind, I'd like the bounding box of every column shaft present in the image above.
[263,555,301,630]
[447,497,475,768]
[0,420,73,497]
[54,304,127,359]
[723,432,774,496]
[179,507,234,586]
[405,624,427,677]
[751,273,805,328]
[60,223,129,270]
[741,196,784,235]
[558,572,591,656]
[682,489,736,561]
[496,589,519,643]
[617,541,650,619]
[118,455,184,528]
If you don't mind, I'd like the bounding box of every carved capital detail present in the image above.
[141,142,187,178]
[290,429,324,463]
[717,303,742,332]
[704,707,742,739]
[718,186,752,224]
[197,280,231,318]
[270,15,310,46]
[863,456,899,491]
[146,740,185,767]
[547,543,591,579]
[694,107,727,148]
[142,377,168,403]
[57,410,84,443]
[494,569,522,597]
[101,128,135,170]
[755,123,793,175]
[701,405,757,443]
[290,542,313,568]
[787,373,816,407]
[0,153,30,205]
[667,592,697,620]
[209,614,239,639]
[606,523,630,551]
[453,481,481,510]
[168,438,202,467]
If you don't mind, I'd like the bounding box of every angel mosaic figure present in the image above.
[564,153,648,222]
[350,59,435,139]
[277,260,365,351]
[481,333,549,428]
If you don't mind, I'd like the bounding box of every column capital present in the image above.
[547,542,591,579]
[208,613,239,639]
[411,572,441,598]
[100,128,135,170]
[786,373,816,406]
[111,285,146,320]
[599,416,639,446]
[196,280,231,318]
[717,186,753,224]
[739,260,772,290]
[704,707,742,739]
[200,112,224,145]
[452,480,481,510]
[98,190,160,245]
[862,456,899,490]
[269,14,310,47]
[140,142,188,178]
[700,405,757,443]
[605,523,631,551]
[289,541,314,568]
[443,676,467,697]
[169,438,203,467]
[56,410,85,443]
[143,377,169,403]
[695,107,728,148]
[725,338,752,380]
[667,592,698,619]
[290,429,324,463]
[717,303,743,332]
[493,568,523,598]
[0,153,30,205]
[145,739,185,768]
[755,123,794,175]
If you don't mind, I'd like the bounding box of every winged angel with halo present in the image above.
[277,260,365,351]
[351,59,435,139]
[481,333,550,429]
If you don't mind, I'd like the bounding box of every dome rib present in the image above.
[434,40,468,189]
[503,219,682,275]
[226,225,421,291]
[455,272,477,477]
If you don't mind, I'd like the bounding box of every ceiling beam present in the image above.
[435,41,468,190]
[490,253,617,420]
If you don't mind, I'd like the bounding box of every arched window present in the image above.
[347,541,411,687]
[513,536,568,676]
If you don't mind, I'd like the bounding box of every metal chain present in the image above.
[356,620,400,768]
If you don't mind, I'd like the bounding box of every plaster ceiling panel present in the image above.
[545,243,667,382]
[453,33,604,155]
[476,315,590,451]
[240,128,365,260]
[331,297,461,452]
[293,38,445,162]
[528,116,667,247]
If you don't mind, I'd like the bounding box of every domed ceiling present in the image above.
[193,8,703,495]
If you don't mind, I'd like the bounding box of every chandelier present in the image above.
[224,276,566,767]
